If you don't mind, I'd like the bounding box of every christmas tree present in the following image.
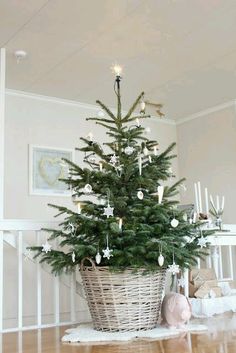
[31,65,208,275]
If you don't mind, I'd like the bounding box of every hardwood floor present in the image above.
[2,313,236,353]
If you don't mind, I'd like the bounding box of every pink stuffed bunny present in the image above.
[161,292,192,328]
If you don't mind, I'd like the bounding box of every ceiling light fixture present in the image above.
[14,50,28,63]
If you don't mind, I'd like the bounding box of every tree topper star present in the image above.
[102,247,113,260]
[103,203,114,218]
[168,262,180,275]
[42,241,52,254]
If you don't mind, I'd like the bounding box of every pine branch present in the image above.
[96,100,116,120]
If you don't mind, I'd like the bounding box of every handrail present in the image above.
[0,219,59,231]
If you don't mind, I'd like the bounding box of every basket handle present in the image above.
[80,257,97,270]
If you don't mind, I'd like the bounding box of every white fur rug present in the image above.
[62,323,207,343]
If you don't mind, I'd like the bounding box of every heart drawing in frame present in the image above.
[39,157,65,186]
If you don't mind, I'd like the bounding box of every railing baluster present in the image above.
[18,231,23,330]
[0,230,3,332]
[36,231,42,327]
[70,272,76,322]
[54,276,60,325]
[219,245,223,279]
[229,245,234,280]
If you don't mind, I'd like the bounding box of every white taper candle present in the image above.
[204,187,209,214]
[221,196,225,211]
[216,195,220,212]
[197,181,202,213]
[194,183,200,214]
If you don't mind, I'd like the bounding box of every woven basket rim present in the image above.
[80,257,167,272]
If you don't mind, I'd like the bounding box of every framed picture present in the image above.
[29,145,75,196]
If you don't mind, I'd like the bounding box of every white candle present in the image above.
[77,202,81,214]
[99,162,103,171]
[204,187,209,214]
[197,181,202,213]
[193,212,197,223]
[194,183,200,214]
[119,218,123,230]
[140,101,145,111]
[158,185,164,204]
[216,195,220,212]
[153,145,158,156]
[149,155,152,163]
[136,118,140,127]
[138,155,142,176]
[221,196,225,211]
[87,132,93,142]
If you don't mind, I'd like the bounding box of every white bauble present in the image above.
[95,252,102,264]
[143,147,149,156]
[124,146,134,155]
[170,218,179,228]
[137,190,144,200]
[158,254,164,267]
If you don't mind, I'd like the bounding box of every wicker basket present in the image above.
[80,258,167,332]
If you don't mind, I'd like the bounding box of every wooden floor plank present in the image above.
[2,313,236,353]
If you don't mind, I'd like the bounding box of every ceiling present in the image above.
[1,0,236,120]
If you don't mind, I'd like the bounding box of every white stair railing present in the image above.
[0,219,87,333]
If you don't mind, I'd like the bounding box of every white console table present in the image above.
[184,224,236,297]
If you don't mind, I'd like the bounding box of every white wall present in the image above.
[3,90,178,328]
[177,103,236,224]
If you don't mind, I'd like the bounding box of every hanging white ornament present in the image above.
[110,154,118,165]
[149,155,152,163]
[84,183,92,193]
[72,252,76,263]
[138,154,142,176]
[97,110,105,118]
[157,185,164,204]
[143,146,149,156]
[183,213,188,222]
[103,203,114,218]
[137,190,144,200]
[68,222,75,234]
[158,254,164,267]
[178,277,186,288]
[95,252,102,264]
[102,234,113,260]
[168,262,180,275]
[124,146,134,156]
[197,236,208,249]
[170,218,179,228]
[42,240,52,254]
